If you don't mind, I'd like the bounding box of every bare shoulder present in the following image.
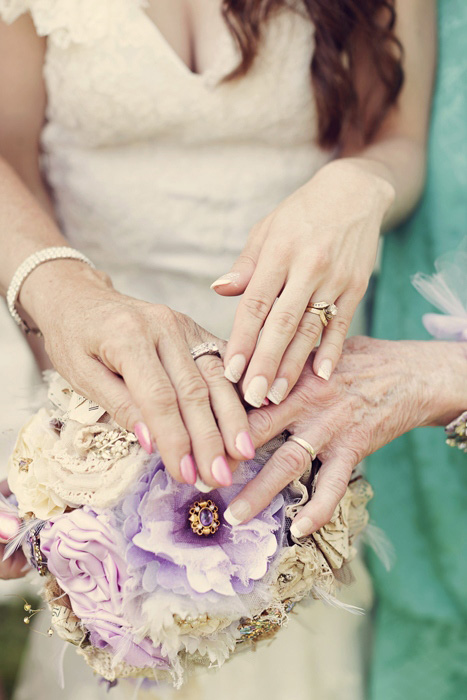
[0,13,47,166]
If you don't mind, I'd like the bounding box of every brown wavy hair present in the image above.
[222,0,404,148]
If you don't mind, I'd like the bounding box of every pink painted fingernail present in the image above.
[235,431,255,459]
[0,512,21,543]
[180,454,197,485]
[224,354,247,383]
[211,456,233,487]
[134,422,153,454]
[317,359,332,381]
[262,397,270,406]
[224,499,251,526]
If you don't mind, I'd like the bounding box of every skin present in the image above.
[224,337,467,535]
[0,1,435,489]
[0,482,26,580]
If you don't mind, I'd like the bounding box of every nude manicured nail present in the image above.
[224,354,247,383]
[194,476,213,494]
[224,499,251,526]
[235,431,255,459]
[317,359,332,381]
[267,378,288,405]
[180,454,197,485]
[244,375,268,408]
[290,517,314,538]
[210,272,240,289]
[134,422,153,454]
[211,456,233,487]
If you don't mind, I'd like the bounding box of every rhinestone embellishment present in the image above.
[189,500,220,536]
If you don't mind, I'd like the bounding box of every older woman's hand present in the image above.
[21,264,254,489]
[224,336,467,535]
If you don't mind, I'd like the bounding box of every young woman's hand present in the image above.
[212,160,394,407]
[21,263,254,489]
[223,337,467,535]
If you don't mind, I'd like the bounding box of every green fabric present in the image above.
[366,1,467,697]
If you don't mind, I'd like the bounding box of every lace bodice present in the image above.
[1,0,333,338]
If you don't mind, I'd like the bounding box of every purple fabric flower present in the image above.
[40,507,169,670]
[121,457,285,598]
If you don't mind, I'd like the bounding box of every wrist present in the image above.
[421,342,467,426]
[20,260,113,330]
[315,158,396,224]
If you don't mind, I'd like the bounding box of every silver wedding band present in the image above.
[287,435,317,461]
[190,342,222,362]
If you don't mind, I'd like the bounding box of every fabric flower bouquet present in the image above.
[1,372,372,689]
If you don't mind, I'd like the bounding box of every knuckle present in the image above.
[249,410,275,441]
[296,317,321,343]
[242,295,271,321]
[177,372,209,404]
[112,398,137,429]
[144,381,177,411]
[331,316,350,336]
[274,445,308,483]
[273,309,299,334]
[197,356,225,384]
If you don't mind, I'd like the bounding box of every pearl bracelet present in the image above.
[6,247,95,336]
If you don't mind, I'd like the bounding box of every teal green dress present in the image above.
[367,2,467,698]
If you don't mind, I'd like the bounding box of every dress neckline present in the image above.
[137,2,238,86]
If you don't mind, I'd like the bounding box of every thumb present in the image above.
[210,225,265,297]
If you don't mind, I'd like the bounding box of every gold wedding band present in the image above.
[306,307,329,326]
[287,435,317,461]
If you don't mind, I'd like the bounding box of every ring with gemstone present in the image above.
[305,302,338,326]
[190,342,221,362]
[188,499,220,536]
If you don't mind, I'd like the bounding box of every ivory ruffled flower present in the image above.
[8,409,66,520]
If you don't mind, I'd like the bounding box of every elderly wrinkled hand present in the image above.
[0,480,27,580]
[224,336,464,535]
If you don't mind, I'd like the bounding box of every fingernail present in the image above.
[317,359,332,381]
[224,499,251,526]
[224,354,247,383]
[267,378,288,405]
[290,517,314,538]
[211,456,233,487]
[134,422,153,454]
[244,375,268,408]
[235,431,255,459]
[194,476,213,493]
[210,272,240,289]
[0,512,21,543]
[180,454,197,485]
[262,397,270,406]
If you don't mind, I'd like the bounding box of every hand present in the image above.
[0,481,27,580]
[212,160,394,407]
[22,264,255,489]
[224,336,463,535]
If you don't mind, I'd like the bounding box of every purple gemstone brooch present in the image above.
[188,500,220,536]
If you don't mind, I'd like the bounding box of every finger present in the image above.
[106,339,192,483]
[210,224,266,296]
[158,338,233,489]
[247,394,304,449]
[223,439,316,526]
[240,280,313,406]
[195,354,254,465]
[313,292,362,381]
[265,287,344,404]
[223,268,285,391]
[290,455,355,537]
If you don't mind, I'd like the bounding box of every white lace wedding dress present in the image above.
[0,1,373,699]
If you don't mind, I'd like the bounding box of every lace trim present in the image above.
[0,0,147,47]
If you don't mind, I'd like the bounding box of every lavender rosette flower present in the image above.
[121,456,285,600]
[40,507,169,670]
